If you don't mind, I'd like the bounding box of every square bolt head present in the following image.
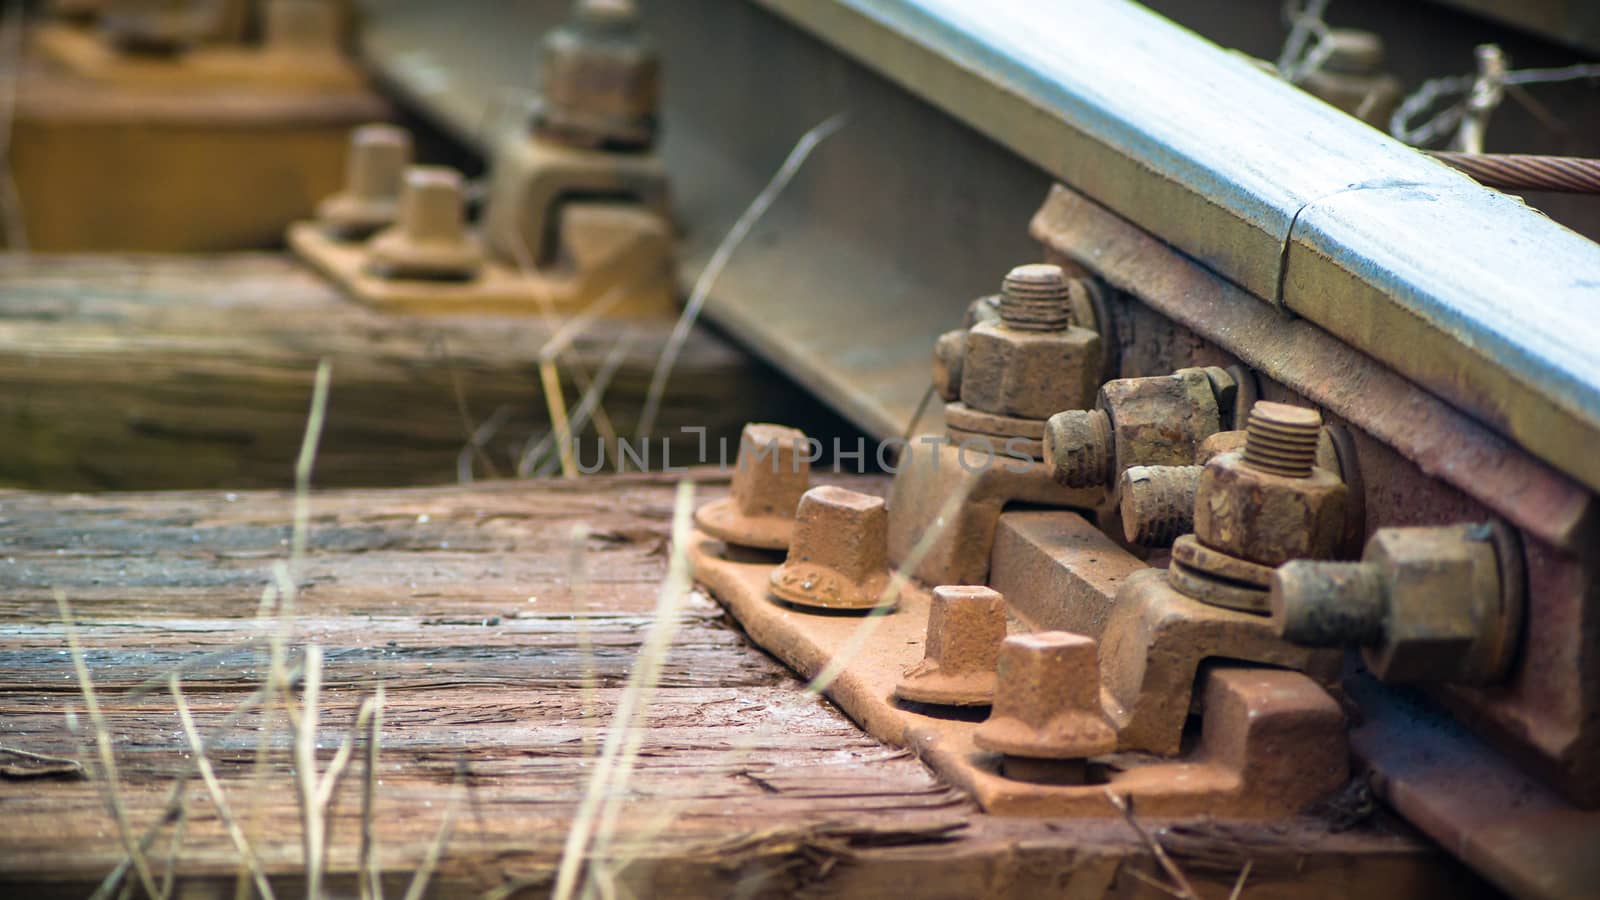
[771,486,891,609]
[730,423,811,518]
[926,585,1007,672]
[959,321,1102,420]
[1194,451,1348,568]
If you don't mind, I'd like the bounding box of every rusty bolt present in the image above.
[1273,523,1522,684]
[896,586,1007,706]
[997,263,1074,331]
[1241,401,1319,477]
[931,329,966,402]
[1046,367,1230,490]
[1044,406,1113,489]
[1192,402,1348,569]
[318,124,413,239]
[1119,464,1203,547]
[534,0,660,151]
[366,167,484,281]
[959,264,1102,421]
[975,632,1116,784]
[769,486,891,611]
[693,423,811,551]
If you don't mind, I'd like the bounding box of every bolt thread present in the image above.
[1271,560,1386,645]
[999,264,1073,331]
[1243,402,1321,478]
[1046,409,1113,488]
[1120,465,1202,547]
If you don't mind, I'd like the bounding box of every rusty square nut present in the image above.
[975,632,1115,765]
[694,423,812,551]
[769,486,891,611]
[896,585,1007,706]
[959,321,1102,420]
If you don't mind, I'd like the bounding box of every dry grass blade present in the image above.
[900,384,937,447]
[170,674,277,900]
[436,334,502,481]
[1105,789,1200,900]
[158,794,189,900]
[510,216,648,480]
[540,358,581,478]
[57,590,162,900]
[88,673,290,900]
[567,523,600,757]
[1229,858,1254,900]
[0,744,84,778]
[240,584,284,900]
[551,481,696,900]
[291,360,332,566]
[633,112,848,441]
[519,331,636,478]
[360,686,386,900]
[289,650,380,900]
[295,646,328,899]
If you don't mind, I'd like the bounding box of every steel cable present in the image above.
[1428,151,1600,194]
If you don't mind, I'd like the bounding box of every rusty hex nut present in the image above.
[534,0,660,151]
[974,632,1115,763]
[895,585,1007,706]
[1194,451,1348,568]
[1272,523,1522,684]
[769,486,891,611]
[1192,403,1348,568]
[694,423,812,551]
[959,320,1102,420]
[931,329,966,402]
